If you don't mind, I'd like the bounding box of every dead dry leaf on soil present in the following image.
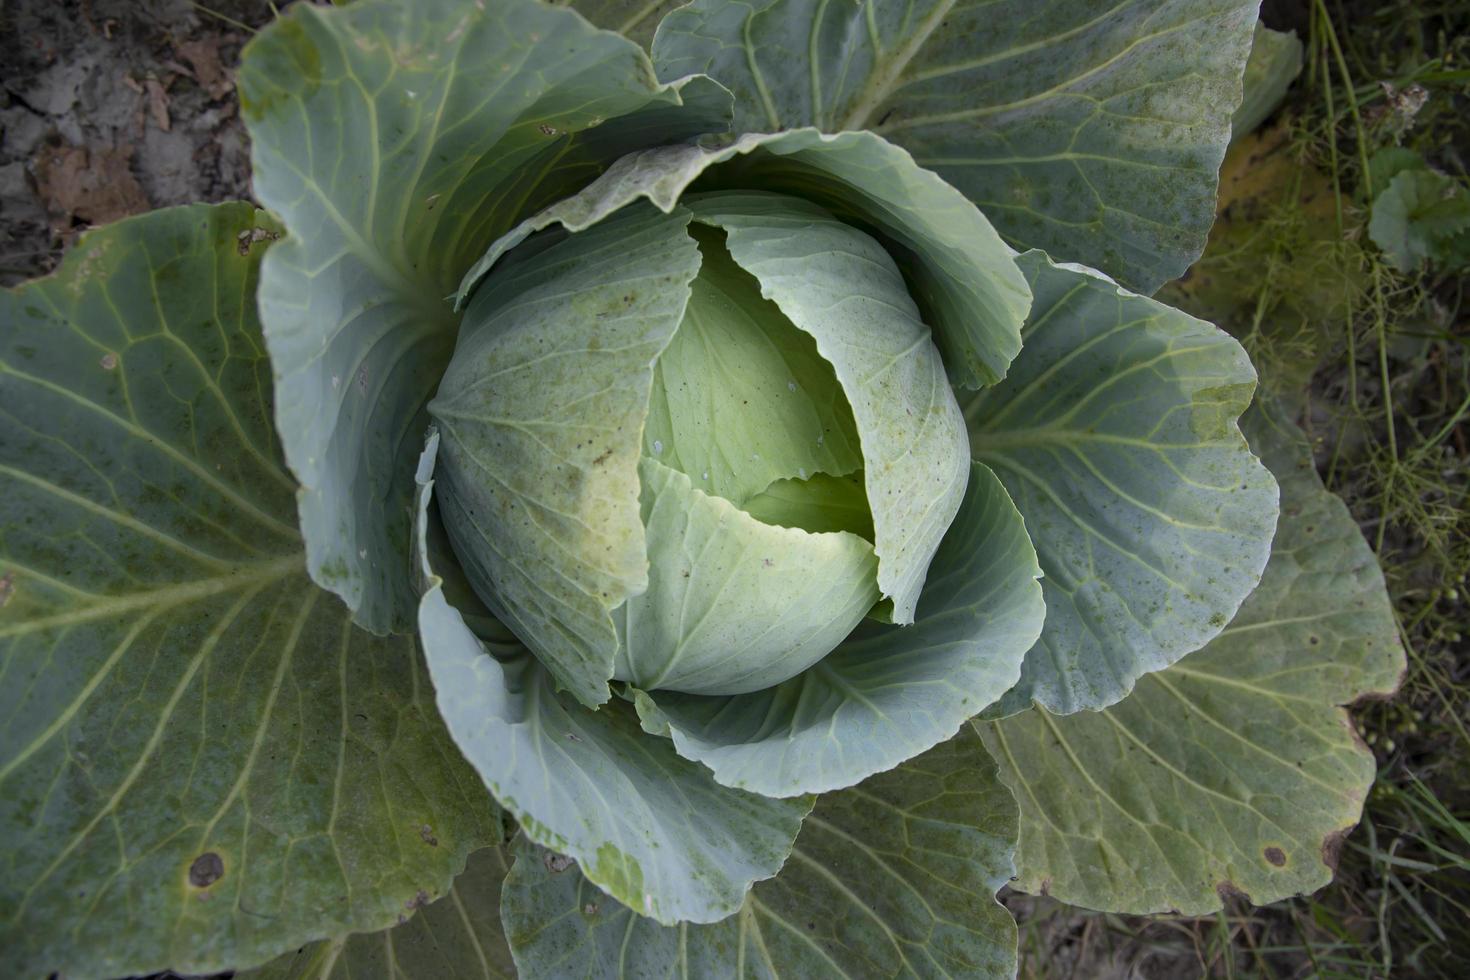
[32,142,149,230]
[176,36,234,100]
[145,78,172,131]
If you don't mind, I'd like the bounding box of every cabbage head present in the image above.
[434,181,1001,699]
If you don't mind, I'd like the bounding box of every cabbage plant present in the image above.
[0,1,1404,977]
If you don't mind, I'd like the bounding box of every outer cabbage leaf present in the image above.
[980,396,1405,915]
[240,0,732,632]
[1232,23,1303,139]
[653,0,1260,293]
[636,461,1043,797]
[685,191,969,623]
[966,251,1278,716]
[239,847,514,980]
[428,204,699,707]
[414,435,810,925]
[0,205,503,980]
[458,128,1030,390]
[502,726,1019,979]
[551,0,688,48]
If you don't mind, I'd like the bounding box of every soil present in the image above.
[0,0,282,287]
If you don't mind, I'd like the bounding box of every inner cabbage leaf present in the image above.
[684,190,971,624]
[740,470,874,538]
[642,224,863,505]
[611,459,879,694]
[434,189,977,702]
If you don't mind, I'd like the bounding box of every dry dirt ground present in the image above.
[0,0,279,287]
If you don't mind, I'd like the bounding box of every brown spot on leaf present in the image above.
[1350,650,1409,704]
[591,448,612,466]
[419,824,438,847]
[1322,829,1349,870]
[100,353,118,371]
[1216,880,1250,903]
[582,902,599,916]
[236,227,280,256]
[1264,846,1286,867]
[404,889,431,911]
[543,851,574,874]
[189,851,224,888]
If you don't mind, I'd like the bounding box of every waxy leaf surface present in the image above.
[240,846,514,980]
[458,128,1029,390]
[638,461,1043,797]
[429,205,700,708]
[553,0,688,48]
[981,397,1404,914]
[503,726,1018,978]
[641,217,864,506]
[415,435,809,925]
[654,0,1260,292]
[967,251,1277,716]
[616,458,879,695]
[241,0,730,631]
[0,205,502,980]
[685,191,970,623]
